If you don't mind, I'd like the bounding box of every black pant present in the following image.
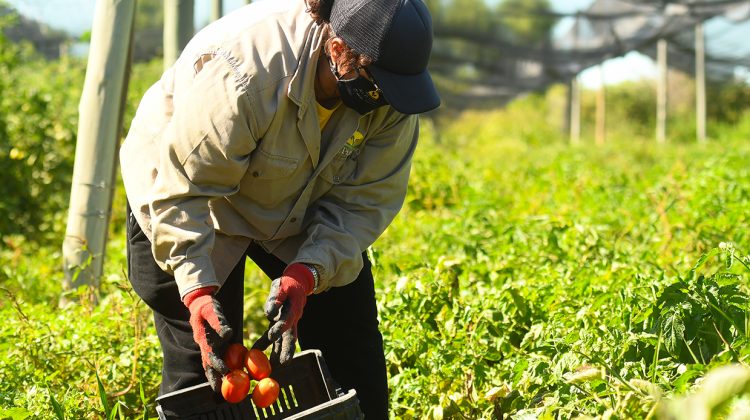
[126,209,388,419]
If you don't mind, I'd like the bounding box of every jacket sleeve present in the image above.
[148,54,257,298]
[291,112,419,291]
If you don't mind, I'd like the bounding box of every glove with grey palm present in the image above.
[253,263,317,367]
[183,286,233,391]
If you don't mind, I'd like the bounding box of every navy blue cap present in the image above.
[330,0,441,114]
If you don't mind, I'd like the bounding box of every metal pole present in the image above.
[63,0,136,291]
[570,75,581,145]
[657,39,668,143]
[164,0,194,70]
[695,22,707,143]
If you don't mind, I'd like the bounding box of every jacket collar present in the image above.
[287,24,324,110]
[287,24,323,168]
[286,23,360,170]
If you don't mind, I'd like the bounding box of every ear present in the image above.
[327,37,347,62]
[328,37,360,77]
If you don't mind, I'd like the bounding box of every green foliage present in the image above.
[588,80,657,138]
[0,55,80,243]
[2,23,750,418]
[375,129,750,418]
[442,0,494,32]
[0,16,76,243]
[437,88,566,147]
[132,0,166,62]
[0,26,161,245]
[0,237,162,420]
[579,75,750,143]
[650,244,749,364]
[708,80,750,125]
[660,364,750,419]
[497,0,555,44]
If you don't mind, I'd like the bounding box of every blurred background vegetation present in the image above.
[1,0,748,247]
[1,0,750,417]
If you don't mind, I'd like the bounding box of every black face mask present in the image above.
[329,58,388,115]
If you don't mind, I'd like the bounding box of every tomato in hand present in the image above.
[221,369,251,403]
[252,377,280,408]
[224,343,248,370]
[245,348,272,380]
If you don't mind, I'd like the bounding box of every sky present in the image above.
[6,0,252,35]
[1,0,729,88]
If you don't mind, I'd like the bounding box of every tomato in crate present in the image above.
[155,349,363,419]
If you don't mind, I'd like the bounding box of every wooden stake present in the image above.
[570,76,581,145]
[657,39,668,144]
[595,65,606,146]
[164,0,194,70]
[211,0,223,22]
[695,22,707,143]
[63,0,136,291]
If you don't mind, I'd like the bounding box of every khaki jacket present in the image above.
[120,0,419,298]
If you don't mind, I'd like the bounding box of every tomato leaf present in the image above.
[660,307,686,358]
[95,370,111,417]
[49,391,65,420]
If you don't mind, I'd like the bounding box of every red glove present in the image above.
[183,286,233,391]
[252,263,315,366]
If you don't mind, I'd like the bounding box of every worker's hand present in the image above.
[252,263,315,367]
[183,286,233,391]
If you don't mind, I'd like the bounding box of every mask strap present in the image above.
[327,55,362,82]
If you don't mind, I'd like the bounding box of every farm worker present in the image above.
[119,0,439,418]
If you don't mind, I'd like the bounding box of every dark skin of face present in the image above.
[314,37,371,109]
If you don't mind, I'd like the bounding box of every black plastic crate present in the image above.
[155,349,363,420]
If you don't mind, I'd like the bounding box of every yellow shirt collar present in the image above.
[316,100,341,131]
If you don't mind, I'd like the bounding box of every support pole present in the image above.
[63,0,136,291]
[695,22,707,143]
[570,75,581,145]
[564,77,572,137]
[164,0,194,70]
[595,65,606,146]
[657,39,668,143]
[211,0,223,22]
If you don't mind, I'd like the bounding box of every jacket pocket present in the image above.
[246,148,299,179]
[239,148,304,208]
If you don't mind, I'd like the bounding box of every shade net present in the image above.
[430,0,750,108]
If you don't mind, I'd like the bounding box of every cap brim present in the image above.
[369,64,441,115]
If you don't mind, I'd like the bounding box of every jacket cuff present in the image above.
[283,263,316,295]
[182,285,218,307]
[174,256,221,300]
[290,255,331,293]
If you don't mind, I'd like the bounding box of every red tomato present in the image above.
[224,343,248,370]
[245,349,272,380]
[221,369,251,403]
[252,377,280,408]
